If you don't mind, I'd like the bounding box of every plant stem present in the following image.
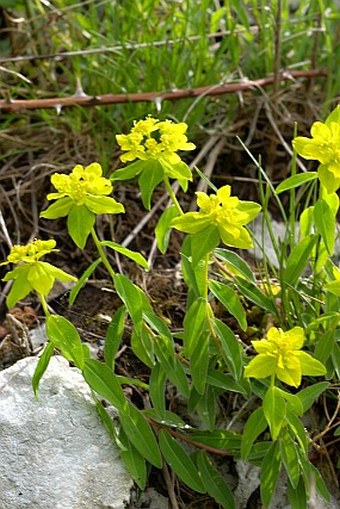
[91,227,116,282]
[163,176,184,215]
[39,294,50,317]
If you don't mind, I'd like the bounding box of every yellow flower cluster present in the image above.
[48,163,112,205]
[116,117,195,164]
[4,239,57,265]
[172,185,261,249]
[244,326,326,387]
[292,105,340,192]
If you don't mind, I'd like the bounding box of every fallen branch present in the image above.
[0,69,327,113]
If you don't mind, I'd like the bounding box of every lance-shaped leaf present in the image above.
[158,429,205,493]
[119,403,162,468]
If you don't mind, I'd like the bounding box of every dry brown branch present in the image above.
[0,70,327,112]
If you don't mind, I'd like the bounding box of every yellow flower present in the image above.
[292,105,340,192]
[244,326,326,387]
[2,239,57,266]
[172,185,261,249]
[47,163,114,205]
[41,162,124,219]
[2,239,76,307]
[116,116,195,165]
[41,163,124,249]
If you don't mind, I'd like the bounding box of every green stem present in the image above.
[91,227,116,282]
[163,176,184,215]
[39,294,50,317]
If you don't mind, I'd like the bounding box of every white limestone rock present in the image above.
[0,355,132,509]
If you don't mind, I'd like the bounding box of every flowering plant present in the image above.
[40,162,124,248]
[113,117,195,209]
[244,326,326,387]
[1,239,76,309]
[172,185,261,250]
[292,105,340,192]
[3,111,338,509]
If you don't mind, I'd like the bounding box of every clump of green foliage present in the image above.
[2,105,340,507]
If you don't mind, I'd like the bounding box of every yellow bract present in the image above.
[197,186,250,239]
[116,116,195,164]
[4,239,57,265]
[244,326,326,387]
[292,105,340,191]
[48,163,112,205]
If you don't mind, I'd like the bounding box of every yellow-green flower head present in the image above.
[40,163,125,248]
[2,239,76,307]
[244,326,326,387]
[292,105,340,192]
[172,185,261,249]
[116,116,195,165]
[47,163,113,205]
[5,239,57,265]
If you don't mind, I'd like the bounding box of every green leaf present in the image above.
[144,409,188,429]
[120,403,162,468]
[196,451,235,508]
[280,432,300,488]
[325,280,340,296]
[190,332,209,395]
[212,318,243,380]
[260,441,282,508]
[69,258,101,305]
[111,160,147,181]
[32,342,55,398]
[158,429,205,493]
[155,205,179,254]
[104,305,126,369]
[143,309,173,341]
[331,341,340,378]
[27,262,54,295]
[310,463,330,502]
[138,160,164,209]
[241,407,267,459]
[118,428,147,490]
[183,298,209,356]
[209,280,247,331]
[83,358,126,410]
[131,325,155,367]
[189,429,241,451]
[207,370,248,395]
[85,195,124,215]
[274,387,303,417]
[234,277,277,314]
[197,385,216,430]
[149,363,167,418]
[286,413,309,453]
[46,315,84,369]
[213,248,255,282]
[275,172,318,194]
[101,241,149,269]
[283,234,318,286]
[314,199,335,255]
[5,265,32,308]
[40,197,73,219]
[287,477,307,509]
[67,204,95,249]
[114,274,143,330]
[94,398,118,441]
[314,329,335,364]
[190,225,220,267]
[160,159,193,181]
